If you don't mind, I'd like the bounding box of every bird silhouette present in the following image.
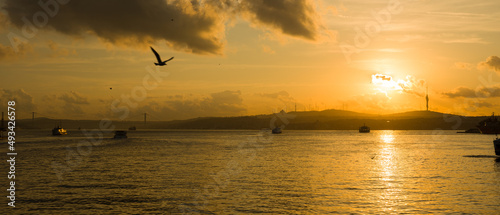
[150,46,173,66]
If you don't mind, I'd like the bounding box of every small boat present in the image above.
[114,130,127,139]
[52,125,67,135]
[128,126,136,131]
[272,127,282,134]
[494,137,500,156]
[0,112,5,139]
[359,123,370,133]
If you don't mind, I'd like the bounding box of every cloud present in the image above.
[371,74,426,98]
[0,12,9,33]
[119,90,247,120]
[454,62,473,70]
[47,40,76,57]
[257,91,295,103]
[57,91,90,116]
[261,45,275,54]
[39,91,90,117]
[210,90,244,107]
[240,0,320,40]
[442,87,478,98]
[0,89,36,117]
[442,85,500,98]
[478,56,500,72]
[3,0,226,55]
[0,40,33,60]
[0,44,15,60]
[162,90,246,119]
[3,0,326,55]
[472,101,493,108]
[58,91,90,105]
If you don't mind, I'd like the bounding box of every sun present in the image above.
[371,74,402,97]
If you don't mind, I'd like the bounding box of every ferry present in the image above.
[114,130,128,139]
[477,113,500,134]
[52,125,67,135]
[359,124,370,133]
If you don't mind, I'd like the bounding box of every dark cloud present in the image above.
[3,0,225,54]
[3,0,322,54]
[478,56,500,72]
[240,0,319,40]
[442,85,500,98]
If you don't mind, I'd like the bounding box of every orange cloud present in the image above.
[478,56,500,72]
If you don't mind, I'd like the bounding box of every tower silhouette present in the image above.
[426,86,429,111]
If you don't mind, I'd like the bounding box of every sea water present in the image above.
[1,130,499,214]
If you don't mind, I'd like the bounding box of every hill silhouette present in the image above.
[9,109,487,131]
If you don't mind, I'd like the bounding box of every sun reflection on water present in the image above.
[380,130,395,144]
[375,130,403,212]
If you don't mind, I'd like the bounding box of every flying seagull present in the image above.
[150,46,174,66]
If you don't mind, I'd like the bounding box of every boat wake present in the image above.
[463,155,500,158]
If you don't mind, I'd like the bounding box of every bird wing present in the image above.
[163,57,174,63]
[150,46,162,63]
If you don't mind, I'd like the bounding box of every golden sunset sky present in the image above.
[1,0,500,120]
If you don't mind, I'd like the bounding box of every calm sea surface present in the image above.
[1,130,499,214]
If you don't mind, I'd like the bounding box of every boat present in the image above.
[477,113,500,134]
[494,138,500,156]
[52,125,67,135]
[114,130,127,139]
[128,126,136,131]
[0,112,5,139]
[359,123,370,133]
[272,127,282,134]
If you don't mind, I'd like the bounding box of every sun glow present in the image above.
[371,74,426,99]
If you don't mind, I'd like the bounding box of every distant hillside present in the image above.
[383,111,458,119]
[6,109,488,130]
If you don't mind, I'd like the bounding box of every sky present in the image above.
[1,0,500,121]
